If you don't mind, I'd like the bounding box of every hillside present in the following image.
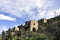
[1,15,60,40]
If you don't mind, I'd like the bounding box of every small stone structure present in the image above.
[30,20,38,31]
[43,18,47,23]
[15,26,19,31]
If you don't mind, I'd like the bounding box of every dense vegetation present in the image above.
[0,31,55,40]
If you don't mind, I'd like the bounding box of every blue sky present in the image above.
[0,0,60,34]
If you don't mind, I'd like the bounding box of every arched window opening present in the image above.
[33,28,36,31]
[33,23,35,25]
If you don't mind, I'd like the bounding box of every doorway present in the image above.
[33,28,36,31]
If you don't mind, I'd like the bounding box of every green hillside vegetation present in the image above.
[0,37,1,40]
[1,15,60,40]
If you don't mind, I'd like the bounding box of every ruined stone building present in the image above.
[14,18,47,32]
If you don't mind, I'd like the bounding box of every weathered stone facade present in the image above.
[43,18,47,23]
[15,26,19,31]
[14,18,47,32]
[30,20,38,31]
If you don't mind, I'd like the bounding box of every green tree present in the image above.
[2,30,5,40]
[7,28,12,40]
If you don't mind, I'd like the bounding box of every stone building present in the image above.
[24,20,38,31]
[9,18,47,32]
[30,20,38,31]
[15,26,19,31]
[43,18,47,23]
[24,18,47,31]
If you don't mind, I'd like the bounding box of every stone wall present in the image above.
[30,20,38,31]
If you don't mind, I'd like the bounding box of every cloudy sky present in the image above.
[0,0,60,34]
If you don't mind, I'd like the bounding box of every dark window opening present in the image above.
[33,28,36,31]
[34,23,35,25]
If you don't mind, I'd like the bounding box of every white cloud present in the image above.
[0,14,16,21]
[45,9,60,19]
[45,10,55,19]
[30,11,46,20]
[0,0,47,18]
[0,0,60,20]
[55,9,60,15]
